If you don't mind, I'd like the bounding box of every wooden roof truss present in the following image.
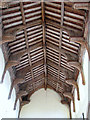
[0,1,90,118]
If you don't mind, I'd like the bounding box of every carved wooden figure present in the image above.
[68,61,85,85]
[66,80,80,100]
[14,91,28,110]
[63,92,75,112]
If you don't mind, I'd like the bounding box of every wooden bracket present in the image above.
[63,92,75,112]
[14,91,28,110]
[68,61,85,85]
[8,78,25,99]
[66,80,80,100]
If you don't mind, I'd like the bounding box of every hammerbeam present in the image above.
[66,80,80,100]
[68,61,85,85]
[0,48,30,83]
[8,78,25,99]
[70,37,90,60]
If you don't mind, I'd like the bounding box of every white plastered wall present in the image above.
[0,47,20,119]
[71,50,89,118]
[20,88,69,118]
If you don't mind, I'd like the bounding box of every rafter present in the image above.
[0,19,42,45]
[57,2,64,91]
[47,42,78,60]
[48,74,71,90]
[46,19,83,37]
[20,2,35,90]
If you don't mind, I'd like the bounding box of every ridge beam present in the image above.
[41,0,47,90]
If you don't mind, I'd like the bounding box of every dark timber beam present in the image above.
[73,2,90,60]
[47,59,74,77]
[5,19,42,33]
[41,0,47,90]
[63,92,75,112]
[68,61,85,85]
[14,91,28,110]
[46,19,83,37]
[20,2,35,90]
[47,42,78,60]
[19,74,44,90]
[57,2,64,91]
[48,74,71,89]
[66,80,80,100]
[0,19,42,45]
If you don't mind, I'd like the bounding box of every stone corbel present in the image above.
[66,80,80,100]
[68,61,85,85]
[14,91,28,110]
[63,92,75,112]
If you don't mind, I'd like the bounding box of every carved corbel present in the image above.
[66,80,80,100]
[14,91,28,110]
[8,78,25,99]
[68,61,85,85]
[63,92,75,112]
[70,37,90,60]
